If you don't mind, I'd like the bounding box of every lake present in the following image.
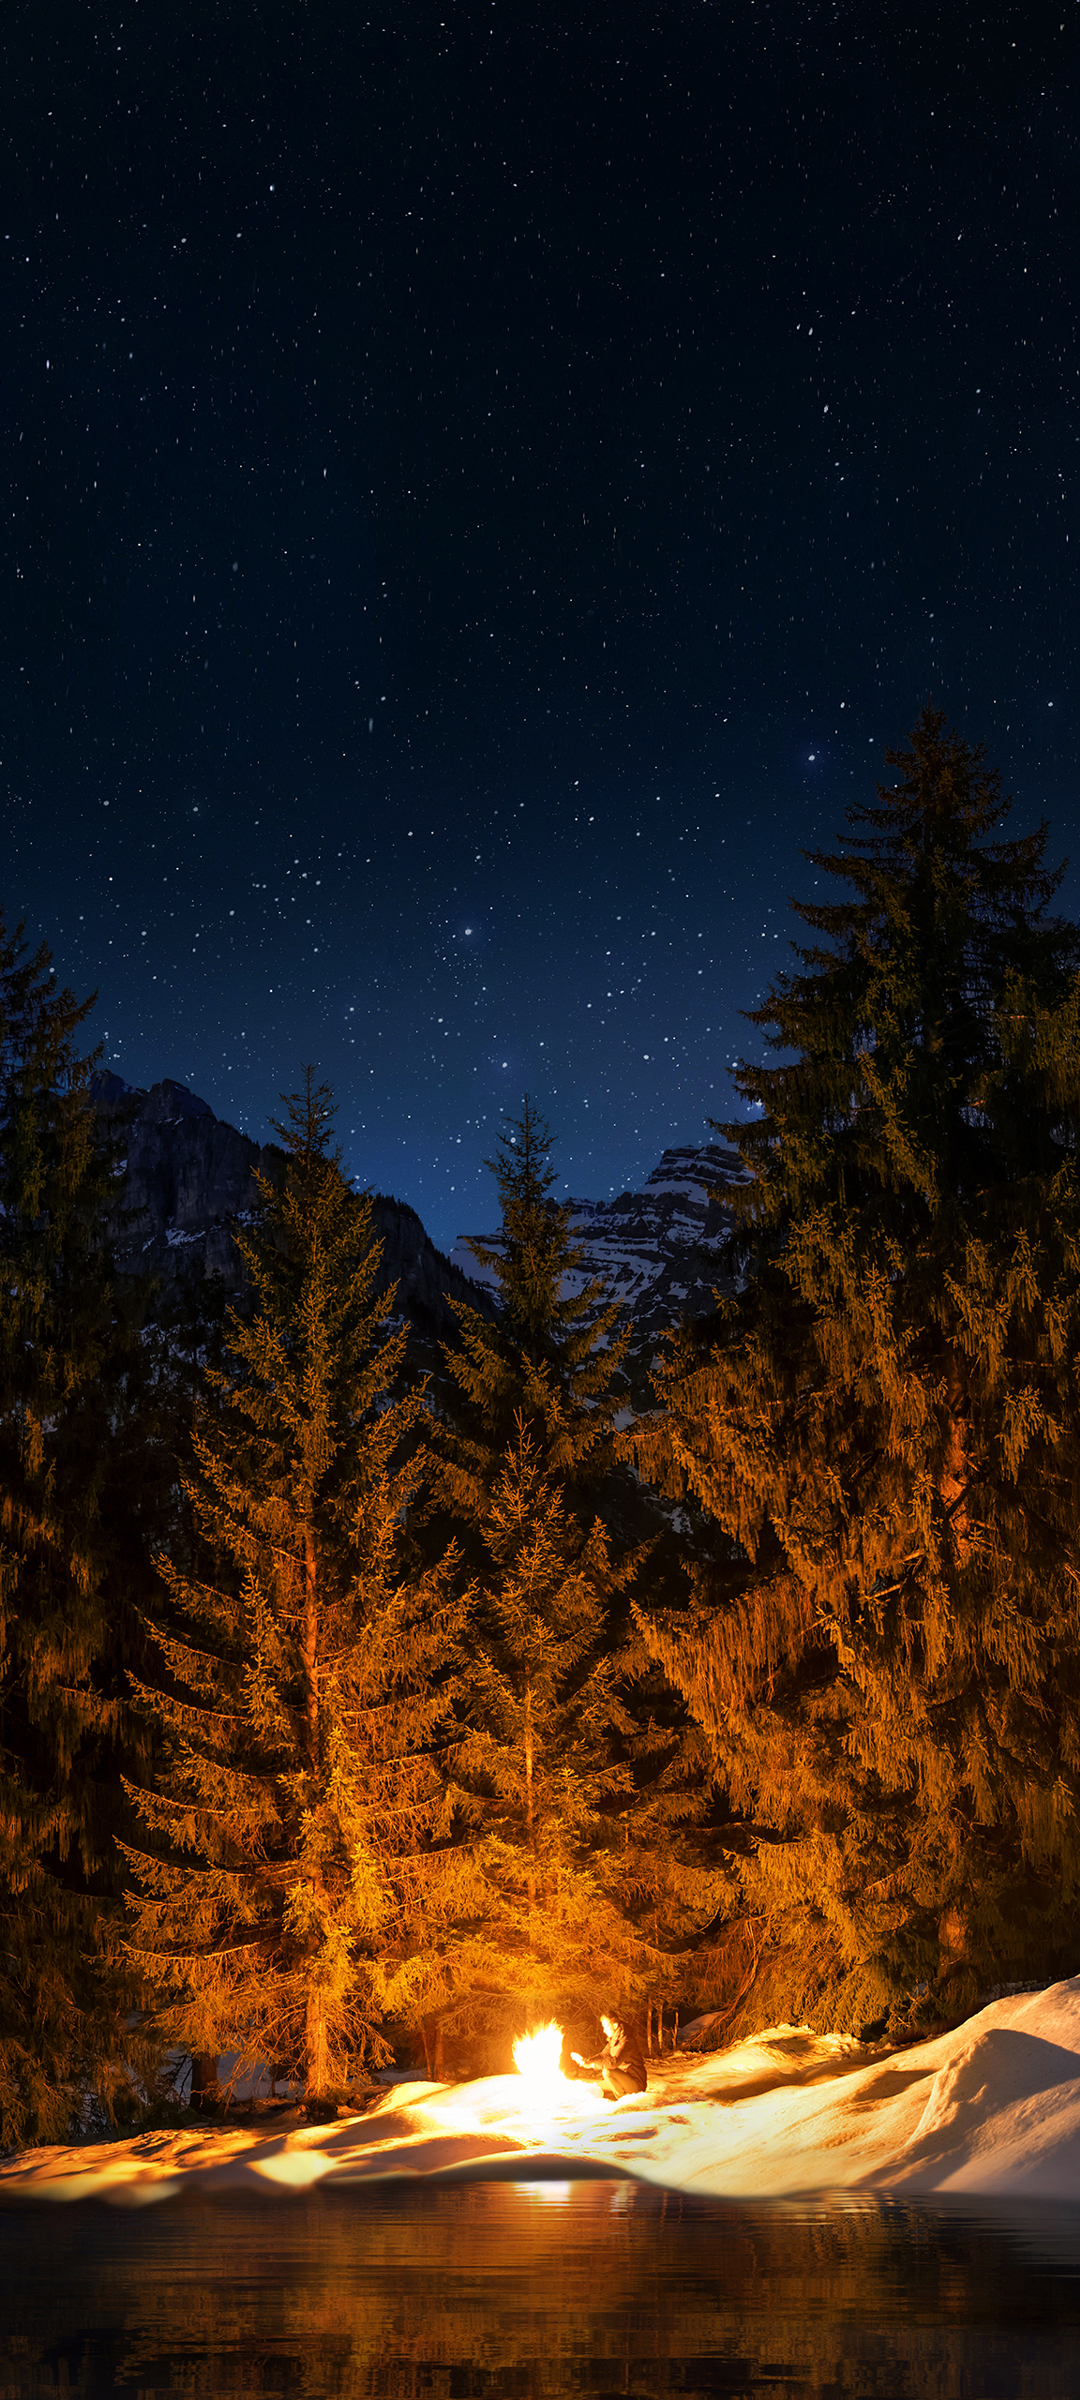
[3,2177,1080,2396]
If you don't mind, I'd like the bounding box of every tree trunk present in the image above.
[306,1986,329,2098]
[524,1689,536,1911]
[302,1521,320,1771]
[300,1524,326,2104]
[189,2051,221,2113]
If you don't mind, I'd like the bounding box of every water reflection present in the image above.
[3,2180,1080,2395]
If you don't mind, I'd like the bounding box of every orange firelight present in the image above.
[512,2022,568,2097]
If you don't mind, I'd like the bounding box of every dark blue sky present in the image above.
[3,0,1077,1251]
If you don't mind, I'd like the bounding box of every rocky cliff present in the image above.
[452,1142,745,1378]
[92,1075,743,1374]
[92,1073,494,1342]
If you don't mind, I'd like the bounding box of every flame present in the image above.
[512,2022,567,2095]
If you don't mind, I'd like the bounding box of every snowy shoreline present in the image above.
[6,1979,1080,2208]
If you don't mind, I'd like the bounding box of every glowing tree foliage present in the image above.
[0,914,150,2144]
[437,1105,718,2053]
[123,1081,475,2098]
[637,710,1080,2030]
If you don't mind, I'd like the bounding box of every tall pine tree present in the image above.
[444,1097,630,1489]
[0,914,151,2144]
[436,1105,717,2059]
[123,1079,477,2098]
[637,709,1080,2031]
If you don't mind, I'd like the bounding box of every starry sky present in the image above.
[3,0,1078,1252]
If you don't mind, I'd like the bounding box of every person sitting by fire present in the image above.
[571,2013,648,2100]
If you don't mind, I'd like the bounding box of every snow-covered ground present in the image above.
[7,1980,1080,2207]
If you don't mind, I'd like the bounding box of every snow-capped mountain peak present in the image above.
[451,1142,745,1365]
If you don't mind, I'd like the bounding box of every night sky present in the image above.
[3,1,1077,1252]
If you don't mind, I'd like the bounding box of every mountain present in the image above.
[91,1073,494,1343]
[91,1075,744,1380]
[451,1142,744,1383]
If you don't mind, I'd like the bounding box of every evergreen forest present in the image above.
[5,708,1080,2148]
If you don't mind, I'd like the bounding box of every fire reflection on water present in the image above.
[2,2184,1078,2398]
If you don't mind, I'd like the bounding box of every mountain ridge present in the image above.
[91,1072,494,1344]
[452,1141,744,1367]
[93,1075,743,1366]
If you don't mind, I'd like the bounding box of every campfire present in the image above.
[512,2022,570,2100]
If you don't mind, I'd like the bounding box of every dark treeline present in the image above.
[5,706,1080,2147]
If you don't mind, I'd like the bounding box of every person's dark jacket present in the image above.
[586,2021,647,2091]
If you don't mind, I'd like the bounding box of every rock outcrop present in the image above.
[92,1073,493,1342]
[91,1075,743,1371]
[452,1142,744,1376]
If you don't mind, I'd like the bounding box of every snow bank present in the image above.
[6,1980,1080,2206]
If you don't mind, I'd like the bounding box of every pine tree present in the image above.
[447,1411,719,2048]
[437,1104,718,2056]
[444,1096,630,1491]
[123,1078,477,2099]
[637,709,1080,2031]
[0,913,151,2144]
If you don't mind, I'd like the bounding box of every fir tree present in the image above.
[637,709,1080,2030]
[444,1096,630,1492]
[0,914,151,2144]
[438,1105,717,2054]
[123,1078,476,2099]
[446,1411,718,2046]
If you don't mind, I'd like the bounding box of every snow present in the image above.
[448,1144,738,1343]
[7,1981,1080,2207]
